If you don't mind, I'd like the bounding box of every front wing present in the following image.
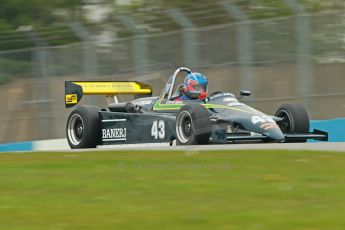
[211,128,328,144]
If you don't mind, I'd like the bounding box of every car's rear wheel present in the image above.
[275,104,310,142]
[66,105,101,149]
[176,104,211,145]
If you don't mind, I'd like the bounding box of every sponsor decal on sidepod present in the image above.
[102,128,127,140]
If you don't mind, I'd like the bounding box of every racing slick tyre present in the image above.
[175,104,211,145]
[66,105,102,149]
[275,104,310,143]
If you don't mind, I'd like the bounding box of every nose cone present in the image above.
[264,128,285,142]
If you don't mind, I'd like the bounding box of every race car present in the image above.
[65,67,328,149]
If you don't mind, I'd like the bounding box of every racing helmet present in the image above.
[183,72,208,100]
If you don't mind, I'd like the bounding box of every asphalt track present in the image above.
[96,142,345,152]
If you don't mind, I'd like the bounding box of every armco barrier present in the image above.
[0,118,344,152]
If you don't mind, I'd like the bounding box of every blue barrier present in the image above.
[0,142,33,153]
[310,118,345,142]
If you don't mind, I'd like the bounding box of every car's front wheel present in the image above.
[275,104,310,142]
[66,105,101,149]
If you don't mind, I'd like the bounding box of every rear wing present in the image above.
[65,81,152,108]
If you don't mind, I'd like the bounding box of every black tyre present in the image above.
[175,104,211,145]
[66,105,102,149]
[275,104,310,142]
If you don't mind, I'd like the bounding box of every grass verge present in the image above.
[0,150,344,230]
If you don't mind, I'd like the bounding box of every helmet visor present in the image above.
[192,84,207,92]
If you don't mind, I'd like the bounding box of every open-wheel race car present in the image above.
[65,67,328,149]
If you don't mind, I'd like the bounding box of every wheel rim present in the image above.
[176,110,193,143]
[276,110,293,132]
[67,113,84,145]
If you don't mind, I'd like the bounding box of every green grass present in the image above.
[0,150,345,230]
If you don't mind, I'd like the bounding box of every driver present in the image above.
[175,72,208,101]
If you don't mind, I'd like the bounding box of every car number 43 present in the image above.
[151,120,165,140]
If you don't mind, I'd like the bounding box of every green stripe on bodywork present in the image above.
[153,100,251,113]
[152,101,183,110]
[203,104,250,113]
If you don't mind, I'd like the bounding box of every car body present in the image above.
[65,67,328,148]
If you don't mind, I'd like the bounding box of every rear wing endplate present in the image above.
[65,81,152,108]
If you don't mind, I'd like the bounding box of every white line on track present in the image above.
[95,142,345,152]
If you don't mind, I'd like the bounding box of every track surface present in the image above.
[97,142,345,152]
[29,139,345,152]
